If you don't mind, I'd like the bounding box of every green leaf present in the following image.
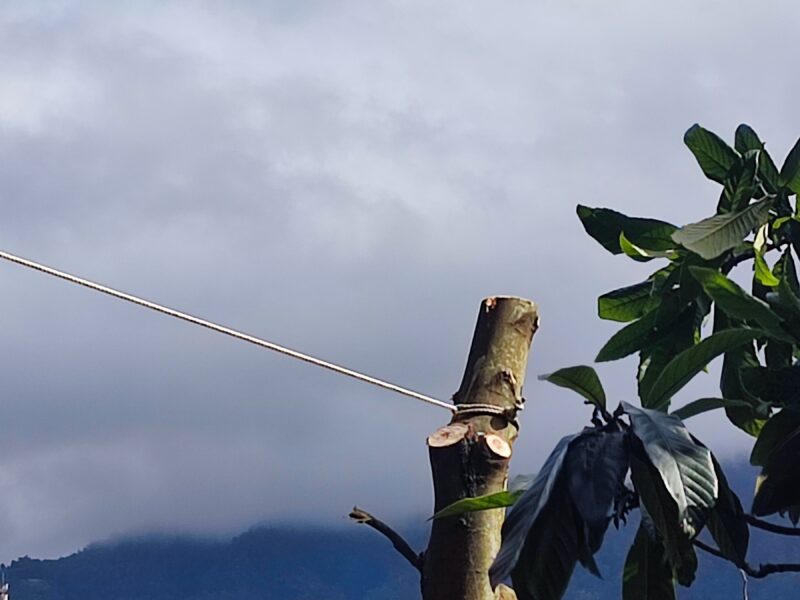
[629,449,698,586]
[432,489,522,520]
[577,205,677,255]
[750,408,800,467]
[740,366,800,408]
[752,424,800,517]
[755,252,780,286]
[671,397,752,420]
[623,402,718,537]
[707,456,749,567]
[637,310,697,402]
[539,365,606,410]
[643,329,763,411]
[622,524,676,600]
[689,267,790,341]
[684,124,739,184]
[729,154,759,212]
[719,342,767,437]
[779,137,800,195]
[620,232,677,262]
[490,434,577,587]
[596,310,659,362]
[598,281,659,322]
[671,199,773,259]
[733,126,779,191]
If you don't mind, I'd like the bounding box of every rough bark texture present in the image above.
[422,296,538,600]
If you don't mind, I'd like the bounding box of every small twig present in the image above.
[694,539,800,579]
[349,507,423,573]
[745,514,800,536]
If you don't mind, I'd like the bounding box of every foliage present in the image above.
[435,124,800,599]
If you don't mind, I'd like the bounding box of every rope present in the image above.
[0,250,456,413]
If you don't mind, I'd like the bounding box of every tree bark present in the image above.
[422,296,538,600]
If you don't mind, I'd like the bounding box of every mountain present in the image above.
[2,462,799,599]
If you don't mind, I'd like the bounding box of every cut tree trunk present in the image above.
[422,296,538,600]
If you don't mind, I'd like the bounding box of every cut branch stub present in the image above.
[427,423,470,448]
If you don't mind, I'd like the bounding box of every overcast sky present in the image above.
[1,0,799,563]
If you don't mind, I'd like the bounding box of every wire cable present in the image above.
[0,250,456,412]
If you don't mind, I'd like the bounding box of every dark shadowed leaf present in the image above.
[706,456,749,567]
[622,524,676,600]
[729,154,758,212]
[684,124,739,184]
[740,365,800,408]
[629,450,698,586]
[717,333,766,437]
[671,397,752,421]
[779,137,800,195]
[750,408,800,467]
[637,307,698,401]
[643,329,763,411]
[671,200,772,259]
[598,281,659,322]
[689,267,790,341]
[752,424,800,517]
[623,402,717,537]
[576,205,677,255]
[490,434,576,587]
[510,490,581,600]
[431,490,522,520]
[539,366,606,410]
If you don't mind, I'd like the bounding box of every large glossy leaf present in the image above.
[622,524,676,600]
[671,397,752,420]
[734,124,780,192]
[684,124,739,184]
[510,489,581,600]
[779,137,800,195]
[706,456,749,567]
[749,408,800,466]
[490,434,576,587]
[598,281,659,322]
[688,267,790,341]
[740,365,800,408]
[629,450,698,586]
[643,329,763,411]
[540,365,606,410]
[671,200,773,259]
[623,402,717,537]
[431,490,522,520]
[752,424,800,517]
[576,205,677,255]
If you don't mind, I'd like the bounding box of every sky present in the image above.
[1,0,799,563]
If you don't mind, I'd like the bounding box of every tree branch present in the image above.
[349,506,423,573]
[694,539,800,579]
[745,514,800,536]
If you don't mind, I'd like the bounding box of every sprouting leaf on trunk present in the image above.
[490,434,576,587]
[671,199,773,259]
[706,455,749,568]
[642,328,763,411]
[622,402,717,537]
[779,137,800,195]
[622,523,676,600]
[688,267,790,341]
[671,397,753,421]
[629,449,698,586]
[598,281,660,322]
[431,489,522,520]
[539,365,606,410]
[684,124,739,184]
[576,205,677,256]
[752,424,800,517]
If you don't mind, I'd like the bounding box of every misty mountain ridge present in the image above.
[2,461,798,599]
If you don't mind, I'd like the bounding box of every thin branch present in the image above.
[694,539,800,579]
[745,514,800,536]
[349,506,423,573]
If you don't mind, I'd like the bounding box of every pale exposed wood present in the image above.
[427,423,469,448]
[484,434,512,459]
